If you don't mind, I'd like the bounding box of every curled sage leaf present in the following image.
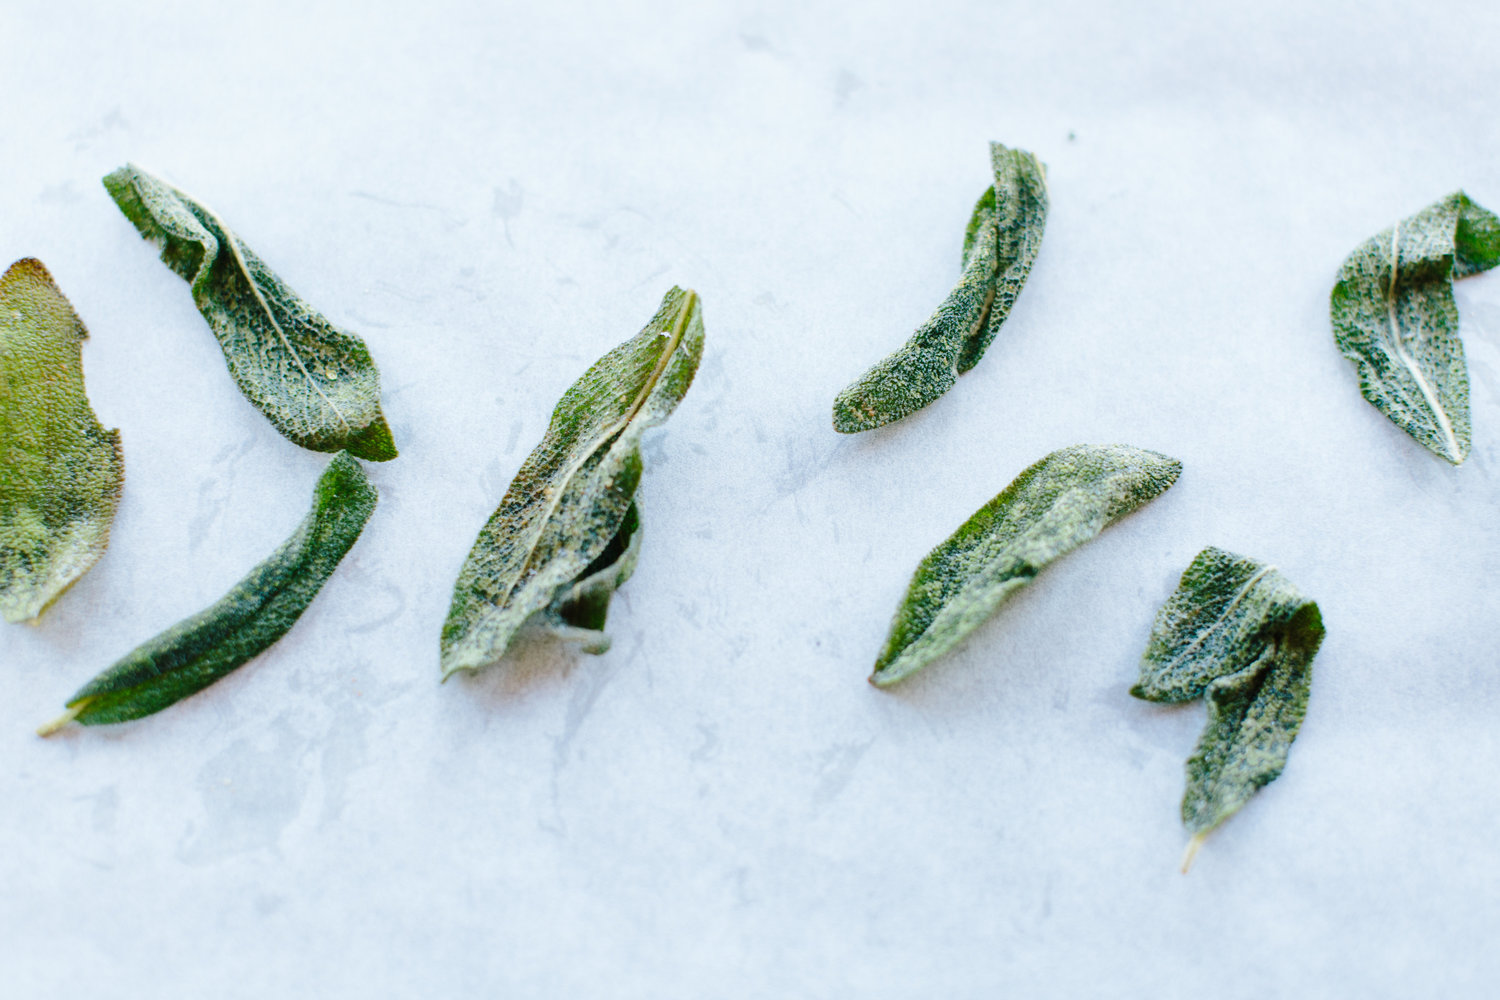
[833,142,1048,433]
[1132,547,1324,871]
[440,287,703,678]
[38,451,376,734]
[1331,190,1500,464]
[103,163,398,461]
[0,259,124,623]
[869,444,1180,687]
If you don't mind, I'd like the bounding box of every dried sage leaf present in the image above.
[0,259,124,623]
[1132,547,1324,871]
[440,287,703,678]
[103,164,397,461]
[833,142,1048,433]
[869,444,1180,687]
[1331,190,1500,464]
[38,451,376,733]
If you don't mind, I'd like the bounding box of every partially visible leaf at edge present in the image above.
[869,444,1181,687]
[1132,546,1324,870]
[103,163,397,461]
[0,259,124,623]
[440,288,703,678]
[833,142,1048,433]
[39,451,377,733]
[1331,190,1500,464]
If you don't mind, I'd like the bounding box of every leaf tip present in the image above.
[831,388,890,435]
[439,645,485,682]
[345,416,398,462]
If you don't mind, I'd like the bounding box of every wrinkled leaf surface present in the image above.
[41,451,376,732]
[1331,191,1500,464]
[833,142,1047,433]
[869,444,1180,687]
[440,288,703,677]
[0,259,124,623]
[104,164,397,461]
[1133,547,1324,860]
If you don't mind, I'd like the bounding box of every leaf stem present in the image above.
[1180,832,1207,874]
[36,702,85,738]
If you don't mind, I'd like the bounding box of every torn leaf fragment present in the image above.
[1133,547,1324,869]
[440,287,703,678]
[103,163,397,461]
[868,444,1180,687]
[1331,191,1500,464]
[0,259,124,623]
[833,142,1047,433]
[39,451,376,733]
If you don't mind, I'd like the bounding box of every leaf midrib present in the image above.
[1383,221,1462,462]
[1153,563,1275,682]
[176,177,353,436]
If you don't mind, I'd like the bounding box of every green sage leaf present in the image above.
[1330,190,1500,464]
[1132,547,1324,869]
[103,164,398,461]
[833,142,1048,433]
[869,444,1180,687]
[440,288,703,678]
[39,451,377,733]
[0,259,124,624]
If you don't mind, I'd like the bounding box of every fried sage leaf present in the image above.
[103,164,397,461]
[833,142,1048,433]
[869,444,1180,687]
[440,287,703,678]
[1132,547,1324,870]
[1331,190,1500,464]
[0,259,124,623]
[38,451,376,733]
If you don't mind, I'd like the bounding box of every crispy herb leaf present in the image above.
[38,452,376,733]
[833,143,1047,433]
[869,444,1180,687]
[440,288,703,678]
[1133,547,1324,868]
[103,164,397,461]
[0,259,124,623]
[1331,191,1500,464]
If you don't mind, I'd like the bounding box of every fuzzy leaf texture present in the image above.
[1331,191,1500,464]
[1133,547,1324,862]
[869,444,1180,687]
[103,164,397,461]
[39,452,376,733]
[833,142,1047,433]
[440,288,703,678]
[0,259,124,623]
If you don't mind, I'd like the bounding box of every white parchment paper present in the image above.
[3,1,1497,995]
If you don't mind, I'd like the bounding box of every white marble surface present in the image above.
[3,0,1499,995]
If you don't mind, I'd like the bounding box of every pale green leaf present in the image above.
[869,444,1180,687]
[1331,191,1500,464]
[833,143,1047,433]
[103,164,397,461]
[0,259,124,623]
[1133,547,1324,868]
[440,288,703,678]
